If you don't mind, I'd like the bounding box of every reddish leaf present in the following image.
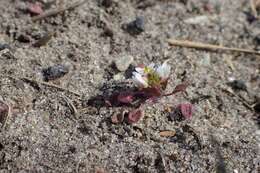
[28,2,43,15]
[179,103,194,119]
[111,112,125,124]
[173,83,188,93]
[164,83,189,96]
[127,109,143,123]
[145,96,159,104]
[142,86,162,97]
[117,92,134,104]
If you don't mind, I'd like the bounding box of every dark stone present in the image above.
[0,143,4,151]
[244,11,258,24]
[101,27,114,37]
[254,102,260,113]
[0,44,11,51]
[228,80,247,91]
[68,146,76,153]
[254,35,260,45]
[42,64,69,81]
[17,34,30,43]
[124,16,145,35]
[101,0,113,8]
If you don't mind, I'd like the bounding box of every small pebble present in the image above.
[101,0,113,8]
[114,55,133,72]
[254,102,260,113]
[198,53,211,66]
[102,27,114,38]
[184,15,210,25]
[159,130,176,137]
[228,80,247,91]
[42,64,69,81]
[113,73,125,81]
[0,44,11,51]
[17,34,31,43]
[125,16,145,35]
[233,169,239,173]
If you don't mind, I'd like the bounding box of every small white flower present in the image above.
[132,72,148,88]
[135,67,145,74]
[156,60,171,79]
[132,60,171,88]
[148,63,155,70]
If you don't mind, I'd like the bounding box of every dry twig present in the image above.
[32,0,87,21]
[250,0,260,18]
[251,0,258,18]
[167,39,260,55]
[62,95,78,119]
[0,74,81,97]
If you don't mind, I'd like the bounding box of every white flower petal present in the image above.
[135,67,144,74]
[148,63,155,70]
[132,72,148,88]
[156,61,171,79]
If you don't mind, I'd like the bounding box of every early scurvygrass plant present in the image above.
[110,60,190,123]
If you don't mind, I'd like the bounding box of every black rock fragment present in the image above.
[124,16,145,35]
[17,34,31,43]
[228,80,247,91]
[42,64,69,81]
[101,0,113,8]
[254,102,260,113]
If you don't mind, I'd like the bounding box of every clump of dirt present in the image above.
[0,0,259,172]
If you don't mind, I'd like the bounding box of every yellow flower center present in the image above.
[143,66,161,86]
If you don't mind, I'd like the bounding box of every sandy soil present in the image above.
[0,0,259,172]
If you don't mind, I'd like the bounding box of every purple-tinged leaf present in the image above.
[179,103,194,119]
[127,109,143,123]
[142,85,162,97]
[28,2,43,15]
[145,96,159,104]
[111,112,125,124]
[164,83,189,96]
[173,83,189,93]
[117,92,134,104]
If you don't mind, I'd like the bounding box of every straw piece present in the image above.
[167,39,260,55]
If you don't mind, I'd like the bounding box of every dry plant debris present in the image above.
[159,130,176,137]
[168,39,260,55]
[32,0,87,21]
